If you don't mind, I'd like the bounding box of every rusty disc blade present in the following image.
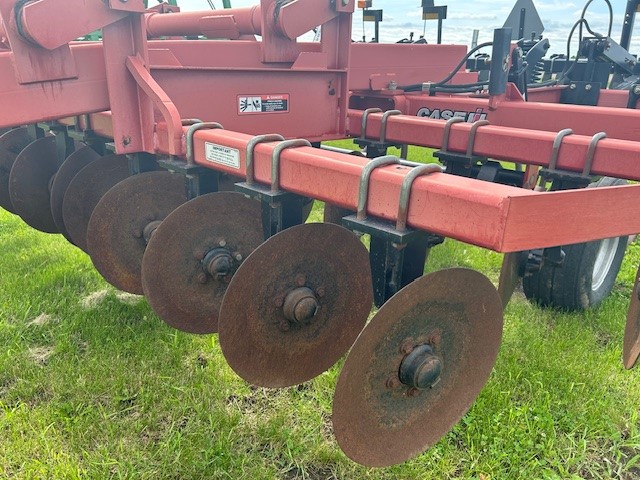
[50,146,101,242]
[498,252,522,308]
[623,265,640,369]
[333,268,503,467]
[218,223,373,388]
[62,154,129,252]
[142,192,264,334]
[87,171,188,295]
[8,136,60,233]
[0,127,36,214]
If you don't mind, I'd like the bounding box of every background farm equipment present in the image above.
[0,0,639,468]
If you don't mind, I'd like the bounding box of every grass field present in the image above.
[1,158,640,478]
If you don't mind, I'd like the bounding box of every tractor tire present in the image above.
[523,177,629,311]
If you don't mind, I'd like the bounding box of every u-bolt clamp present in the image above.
[465,120,490,157]
[271,139,312,193]
[396,164,444,232]
[582,132,607,177]
[186,122,224,165]
[379,110,402,145]
[245,134,285,186]
[356,155,401,221]
[547,128,573,172]
[440,117,465,154]
[360,108,383,141]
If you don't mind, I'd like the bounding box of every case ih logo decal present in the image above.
[416,107,487,122]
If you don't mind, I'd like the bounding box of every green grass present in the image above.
[1,189,640,478]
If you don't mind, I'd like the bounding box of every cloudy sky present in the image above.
[172,0,637,55]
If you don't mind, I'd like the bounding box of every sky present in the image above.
[172,0,638,56]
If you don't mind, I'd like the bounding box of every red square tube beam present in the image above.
[186,127,640,253]
[347,110,640,181]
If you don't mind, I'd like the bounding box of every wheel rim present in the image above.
[592,237,620,292]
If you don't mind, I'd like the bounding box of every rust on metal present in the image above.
[50,145,101,243]
[623,265,640,369]
[141,192,263,334]
[8,136,59,233]
[218,223,373,388]
[0,127,35,214]
[333,268,503,467]
[62,154,130,252]
[86,171,188,295]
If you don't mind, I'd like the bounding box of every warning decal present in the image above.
[205,142,240,169]
[238,94,289,115]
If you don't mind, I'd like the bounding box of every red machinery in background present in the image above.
[0,0,640,467]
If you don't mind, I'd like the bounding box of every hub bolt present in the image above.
[385,375,400,389]
[202,248,234,279]
[399,344,443,390]
[278,320,290,332]
[400,339,414,355]
[295,274,306,287]
[406,387,420,397]
[142,220,162,244]
[282,287,318,324]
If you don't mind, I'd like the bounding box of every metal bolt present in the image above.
[315,287,325,298]
[131,228,142,239]
[406,388,420,397]
[429,332,441,347]
[122,136,131,146]
[634,85,640,95]
[193,249,206,261]
[295,274,306,287]
[219,240,227,247]
[196,273,208,284]
[342,0,348,5]
[142,220,162,244]
[234,253,243,262]
[399,344,443,390]
[585,84,592,91]
[273,295,284,308]
[400,340,414,355]
[283,287,318,324]
[203,248,233,279]
[570,84,577,90]
[388,81,398,91]
[278,320,290,332]
[385,375,400,389]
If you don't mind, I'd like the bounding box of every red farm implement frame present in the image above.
[0,0,640,467]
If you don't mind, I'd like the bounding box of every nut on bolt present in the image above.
[385,375,400,389]
[400,339,414,355]
[273,294,284,308]
[196,272,208,284]
[278,320,290,332]
[295,274,306,287]
[406,387,420,397]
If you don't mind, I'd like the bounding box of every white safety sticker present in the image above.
[238,94,290,114]
[204,142,240,169]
